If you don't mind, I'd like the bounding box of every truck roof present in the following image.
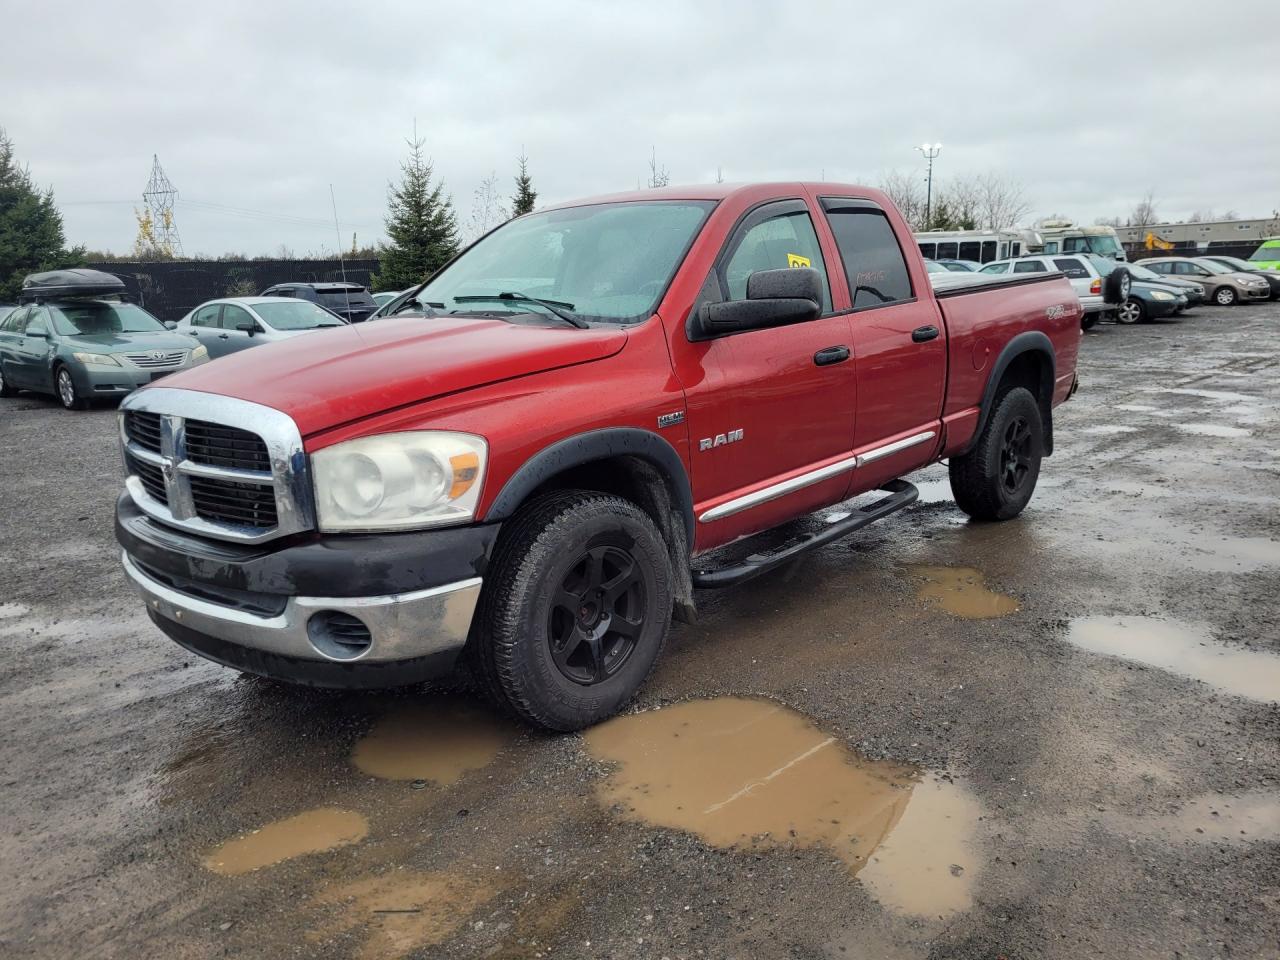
[540,182,882,211]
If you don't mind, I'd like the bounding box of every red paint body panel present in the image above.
[140,182,1080,558]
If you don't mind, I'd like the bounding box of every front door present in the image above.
[13,306,55,390]
[217,304,261,356]
[669,199,858,548]
[818,197,947,488]
[0,306,31,386]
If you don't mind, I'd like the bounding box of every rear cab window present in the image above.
[820,198,913,310]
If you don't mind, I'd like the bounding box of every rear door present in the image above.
[673,198,858,543]
[187,302,226,355]
[819,197,946,487]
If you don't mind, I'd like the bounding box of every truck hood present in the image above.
[156,314,628,436]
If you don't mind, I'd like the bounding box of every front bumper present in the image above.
[1241,286,1271,301]
[75,359,204,396]
[115,493,499,687]
[1145,296,1181,319]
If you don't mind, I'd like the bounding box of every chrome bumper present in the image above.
[122,551,481,664]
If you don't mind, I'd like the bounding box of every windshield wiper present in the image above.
[453,292,588,329]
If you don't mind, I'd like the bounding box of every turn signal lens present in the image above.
[449,452,480,499]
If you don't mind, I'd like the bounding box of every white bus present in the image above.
[914,229,1025,265]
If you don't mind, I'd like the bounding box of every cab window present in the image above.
[221,304,257,332]
[820,200,914,309]
[24,308,50,336]
[721,205,832,313]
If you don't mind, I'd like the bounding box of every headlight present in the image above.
[1192,285,1204,295]
[1151,291,1174,301]
[190,344,208,361]
[72,351,120,367]
[312,431,487,532]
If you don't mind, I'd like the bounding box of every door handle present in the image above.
[911,325,940,343]
[813,345,851,366]
[217,333,230,339]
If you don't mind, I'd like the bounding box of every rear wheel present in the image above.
[1213,286,1237,306]
[470,490,672,731]
[1081,314,1099,330]
[55,365,87,410]
[1116,297,1144,324]
[949,386,1043,521]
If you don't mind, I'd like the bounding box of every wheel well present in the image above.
[524,455,696,622]
[994,350,1054,456]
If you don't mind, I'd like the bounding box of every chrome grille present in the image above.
[118,388,312,544]
[125,351,188,369]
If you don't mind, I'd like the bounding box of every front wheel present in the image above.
[1213,286,1237,306]
[56,366,87,410]
[949,386,1043,521]
[0,363,17,398]
[470,490,673,731]
[1116,297,1145,324]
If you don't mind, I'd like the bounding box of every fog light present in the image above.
[307,610,373,661]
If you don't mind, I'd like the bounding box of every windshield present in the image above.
[1195,260,1231,275]
[1248,244,1280,263]
[1085,234,1123,256]
[1209,256,1251,271]
[404,200,717,323]
[252,300,345,330]
[48,301,165,335]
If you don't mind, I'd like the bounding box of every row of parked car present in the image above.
[0,270,404,410]
[924,252,1278,329]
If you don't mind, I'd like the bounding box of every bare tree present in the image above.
[975,172,1031,230]
[1129,190,1159,228]
[878,170,926,230]
[939,174,983,229]
[1094,216,1123,227]
[647,147,670,189]
[466,171,508,241]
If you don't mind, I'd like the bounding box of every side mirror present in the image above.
[26,329,48,339]
[236,321,257,337]
[163,321,177,330]
[697,268,822,337]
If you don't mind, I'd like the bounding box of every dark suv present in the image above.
[259,282,378,323]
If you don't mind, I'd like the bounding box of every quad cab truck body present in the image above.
[115,183,1080,730]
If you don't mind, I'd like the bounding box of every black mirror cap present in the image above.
[746,267,823,303]
[698,296,820,336]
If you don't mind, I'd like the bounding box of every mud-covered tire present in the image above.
[949,386,1043,522]
[469,490,672,731]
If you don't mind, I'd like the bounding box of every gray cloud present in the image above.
[5,0,1278,255]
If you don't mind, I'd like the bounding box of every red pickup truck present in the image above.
[114,183,1080,730]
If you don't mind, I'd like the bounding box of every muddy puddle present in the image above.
[905,565,1019,619]
[584,697,981,917]
[204,808,368,875]
[1064,616,1280,703]
[351,699,509,784]
[0,601,29,619]
[310,870,494,960]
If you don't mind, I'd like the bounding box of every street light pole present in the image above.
[915,142,942,228]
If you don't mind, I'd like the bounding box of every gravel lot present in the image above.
[2,303,1278,959]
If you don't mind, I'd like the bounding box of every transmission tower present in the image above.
[142,155,184,257]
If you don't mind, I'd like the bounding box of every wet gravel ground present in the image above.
[2,303,1278,959]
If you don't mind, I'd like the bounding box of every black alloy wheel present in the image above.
[548,542,647,685]
[1000,415,1034,497]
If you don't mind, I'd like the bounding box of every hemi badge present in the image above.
[657,411,685,428]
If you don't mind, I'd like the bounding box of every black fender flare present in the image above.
[965,331,1056,456]
[485,427,695,545]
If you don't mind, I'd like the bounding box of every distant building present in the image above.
[1114,216,1280,250]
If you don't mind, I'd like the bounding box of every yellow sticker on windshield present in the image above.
[787,253,811,268]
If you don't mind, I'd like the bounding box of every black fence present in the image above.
[1123,241,1260,263]
[86,259,381,322]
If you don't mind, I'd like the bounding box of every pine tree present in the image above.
[511,152,536,217]
[373,133,459,291]
[0,128,82,300]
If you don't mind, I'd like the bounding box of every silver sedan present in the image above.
[175,297,347,359]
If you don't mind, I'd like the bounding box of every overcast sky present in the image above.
[5,0,1278,256]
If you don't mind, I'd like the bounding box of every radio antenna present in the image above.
[329,184,352,319]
